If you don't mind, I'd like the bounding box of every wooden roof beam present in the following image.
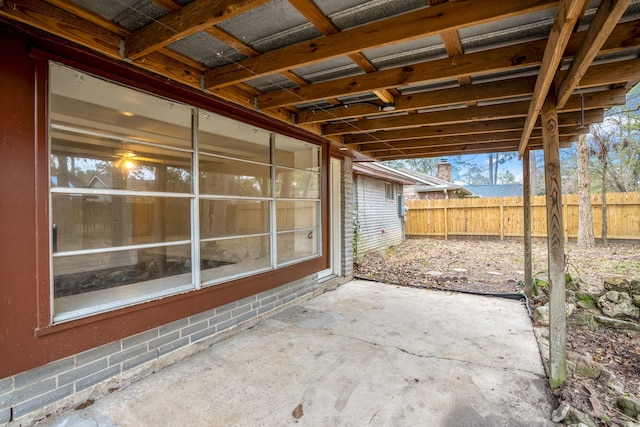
[287,0,397,104]
[371,136,576,160]
[344,109,603,145]
[125,0,270,60]
[359,128,586,154]
[517,0,589,157]
[256,19,640,109]
[556,0,631,108]
[203,0,557,89]
[323,89,624,136]
[295,57,640,124]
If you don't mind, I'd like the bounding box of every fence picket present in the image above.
[405,192,640,241]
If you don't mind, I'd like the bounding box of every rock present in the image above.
[594,315,640,332]
[534,303,576,326]
[566,407,598,427]
[574,359,602,379]
[604,277,631,292]
[552,403,571,422]
[598,291,639,320]
[634,295,640,307]
[617,396,640,418]
[631,279,640,295]
[427,271,443,276]
[575,290,598,309]
[487,271,503,276]
[452,268,467,273]
[534,305,549,326]
[569,312,598,331]
[623,421,640,427]
[599,367,616,384]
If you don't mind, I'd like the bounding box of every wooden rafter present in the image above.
[255,19,640,109]
[360,129,584,154]
[556,0,631,108]
[517,0,589,157]
[287,0,397,104]
[3,0,639,161]
[203,0,557,89]
[371,136,575,160]
[322,89,624,136]
[125,0,270,60]
[295,58,640,124]
[344,109,603,145]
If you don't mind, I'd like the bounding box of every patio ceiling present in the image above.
[2,0,640,160]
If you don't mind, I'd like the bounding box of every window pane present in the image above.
[277,229,319,265]
[275,168,320,199]
[53,244,193,318]
[52,195,191,252]
[201,236,271,284]
[200,200,270,238]
[275,134,320,170]
[50,63,192,149]
[199,110,271,163]
[50,137,192,193]
[200,156,271,197]
[276,201,318,231]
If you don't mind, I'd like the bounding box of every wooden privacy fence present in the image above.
[405,192,640,241]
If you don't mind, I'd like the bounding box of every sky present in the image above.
[450,151,524,184]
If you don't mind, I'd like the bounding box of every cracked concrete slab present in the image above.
[37,280,554,426]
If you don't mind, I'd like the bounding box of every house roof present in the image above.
[3,0,640,161]
[394,168,474,196]
[465,184,524,197]
[352,162,417,185]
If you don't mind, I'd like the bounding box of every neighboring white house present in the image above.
[352,162,416,257]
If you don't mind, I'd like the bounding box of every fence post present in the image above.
[443,205,448,240]
[500,204,504,241]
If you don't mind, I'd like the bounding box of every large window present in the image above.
[49,63,322,323]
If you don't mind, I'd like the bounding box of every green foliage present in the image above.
[531,273,549,297]
[353,205,361,261]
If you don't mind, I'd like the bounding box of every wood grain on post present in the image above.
[542,87,567,389]
[523,147,533,299]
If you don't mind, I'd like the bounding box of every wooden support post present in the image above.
[523,147,533,299]
[541,86,567,389]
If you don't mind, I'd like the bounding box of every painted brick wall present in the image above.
[342,157,354,279]
[1,274,330,426]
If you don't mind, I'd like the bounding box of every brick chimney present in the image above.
[436,158,452,182]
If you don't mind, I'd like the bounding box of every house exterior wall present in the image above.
[0,26,351,425]
[354,175,405,256]
[342,157,355,279]
[0,275,321,425]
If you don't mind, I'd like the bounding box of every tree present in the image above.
[498,170,517,184]
[487,152,517,185]
[577,134,595,247]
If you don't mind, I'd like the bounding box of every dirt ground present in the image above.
[354,238,640,426]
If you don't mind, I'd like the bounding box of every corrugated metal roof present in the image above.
[10,0,639,160]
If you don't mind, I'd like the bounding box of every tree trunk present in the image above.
[577,134,595,247]
[488,154,495,185]
[530,150,538,195]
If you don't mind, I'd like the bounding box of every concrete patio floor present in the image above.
[38,280,555,426]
